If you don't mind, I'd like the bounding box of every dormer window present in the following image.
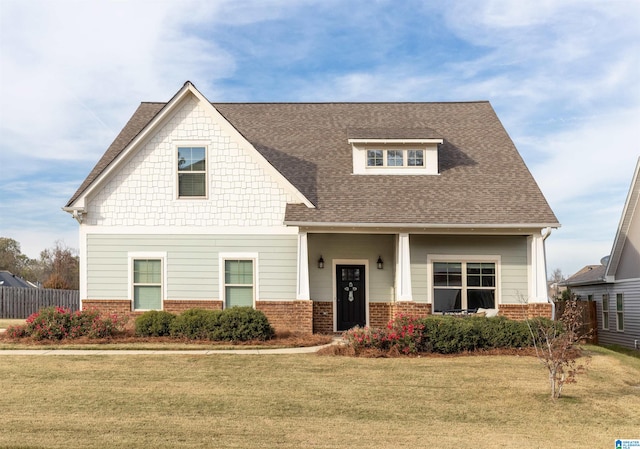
[350,137,443,175]
[366,149,425,167]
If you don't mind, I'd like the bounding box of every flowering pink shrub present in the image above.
[342,314,426,355]
[6,307,128,340]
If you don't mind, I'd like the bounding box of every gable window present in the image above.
[224,259,255,308]
[133,259,162,310]
[616,293,624,332]
[177,146,206,197]
[602,294,609,330]
[432,260,497,312]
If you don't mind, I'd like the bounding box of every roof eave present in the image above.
[285,221,561,230]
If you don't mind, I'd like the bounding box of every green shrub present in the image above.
[169,308,222,340]
[211,307,274,341]
[6,307,128,340]
[419,316,481,354]
[342,314,555,355]
[420,315,537,353]
[135,310,176,337]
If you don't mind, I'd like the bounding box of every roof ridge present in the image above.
[139,101,492,106]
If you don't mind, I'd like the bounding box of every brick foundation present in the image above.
[499,303,553,320]
[82,299,131,316]
[164,300,222,313]
[256,300,313,334]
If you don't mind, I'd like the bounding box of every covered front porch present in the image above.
[295,230,552,333]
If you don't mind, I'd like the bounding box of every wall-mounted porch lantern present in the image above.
[377,256,383,269]
[318,256,325,269]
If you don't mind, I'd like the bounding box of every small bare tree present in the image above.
[527,298,591,400]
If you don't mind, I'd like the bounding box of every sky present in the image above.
[0,0,638,279]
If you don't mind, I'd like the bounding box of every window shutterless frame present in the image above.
[602,294,609,330]
[128,252,166,311]
[219,252,258,309]
[616,293,624,332]
[176,145,207,198]
[427,255,501,313]
[365,148,425,168]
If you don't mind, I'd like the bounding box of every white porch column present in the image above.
[395,233,413,301]
[296,231,310,300]
[527,232,548,303]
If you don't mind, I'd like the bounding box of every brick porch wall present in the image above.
[313,301,434,333]
[313,302,333,334]
[369,303,392,328]
[256,300,313,334]
[499,303,553,320]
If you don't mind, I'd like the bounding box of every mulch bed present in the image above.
[0,330,335,348]
[317,344,542,358]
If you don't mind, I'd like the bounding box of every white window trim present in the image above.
[219,252,259,309]
[332,258,370,332]
[128,251,167,311]
[602,294,609,330]
[615,293,624,332]
[366,148,425,168]
[426,254,501,312]
[175,142,209,199]
[350,140,441,175]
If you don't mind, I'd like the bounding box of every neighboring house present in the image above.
[64,82,559,333]
[564,158,640,349]
[0,270,36,288]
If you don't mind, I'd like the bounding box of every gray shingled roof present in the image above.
[67,100,559,227]
[563,264,606,286]
[0,271,35,288]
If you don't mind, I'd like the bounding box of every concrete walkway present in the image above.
[0,342,338,356]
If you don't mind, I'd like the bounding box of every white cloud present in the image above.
[0,0,236,167]
[1,0,639,278]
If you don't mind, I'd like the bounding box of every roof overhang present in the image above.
[286,221,560,234]
[348,138,444,145]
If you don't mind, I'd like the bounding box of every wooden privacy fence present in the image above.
[554,300,598,345]
[0,287,79,319]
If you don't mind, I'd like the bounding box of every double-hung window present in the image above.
[602,294,609,330]
[432,260,497,312]
[132,259,162,310]
[616,293,624,331]
[177,146,206,197]
[224,259,255,308]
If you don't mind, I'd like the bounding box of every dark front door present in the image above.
[336,265,366,331]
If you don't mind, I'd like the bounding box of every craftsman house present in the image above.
[563,158,640,350]
[65,82,559,333]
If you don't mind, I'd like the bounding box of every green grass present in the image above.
[0,347,638,448]
[0,318,24,329]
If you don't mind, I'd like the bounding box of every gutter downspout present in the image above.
[542,227,555,320]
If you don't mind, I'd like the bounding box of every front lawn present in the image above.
[0,346,638,448]
[0,318,24,329]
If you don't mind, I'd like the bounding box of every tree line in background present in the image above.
[0,237,79,290]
